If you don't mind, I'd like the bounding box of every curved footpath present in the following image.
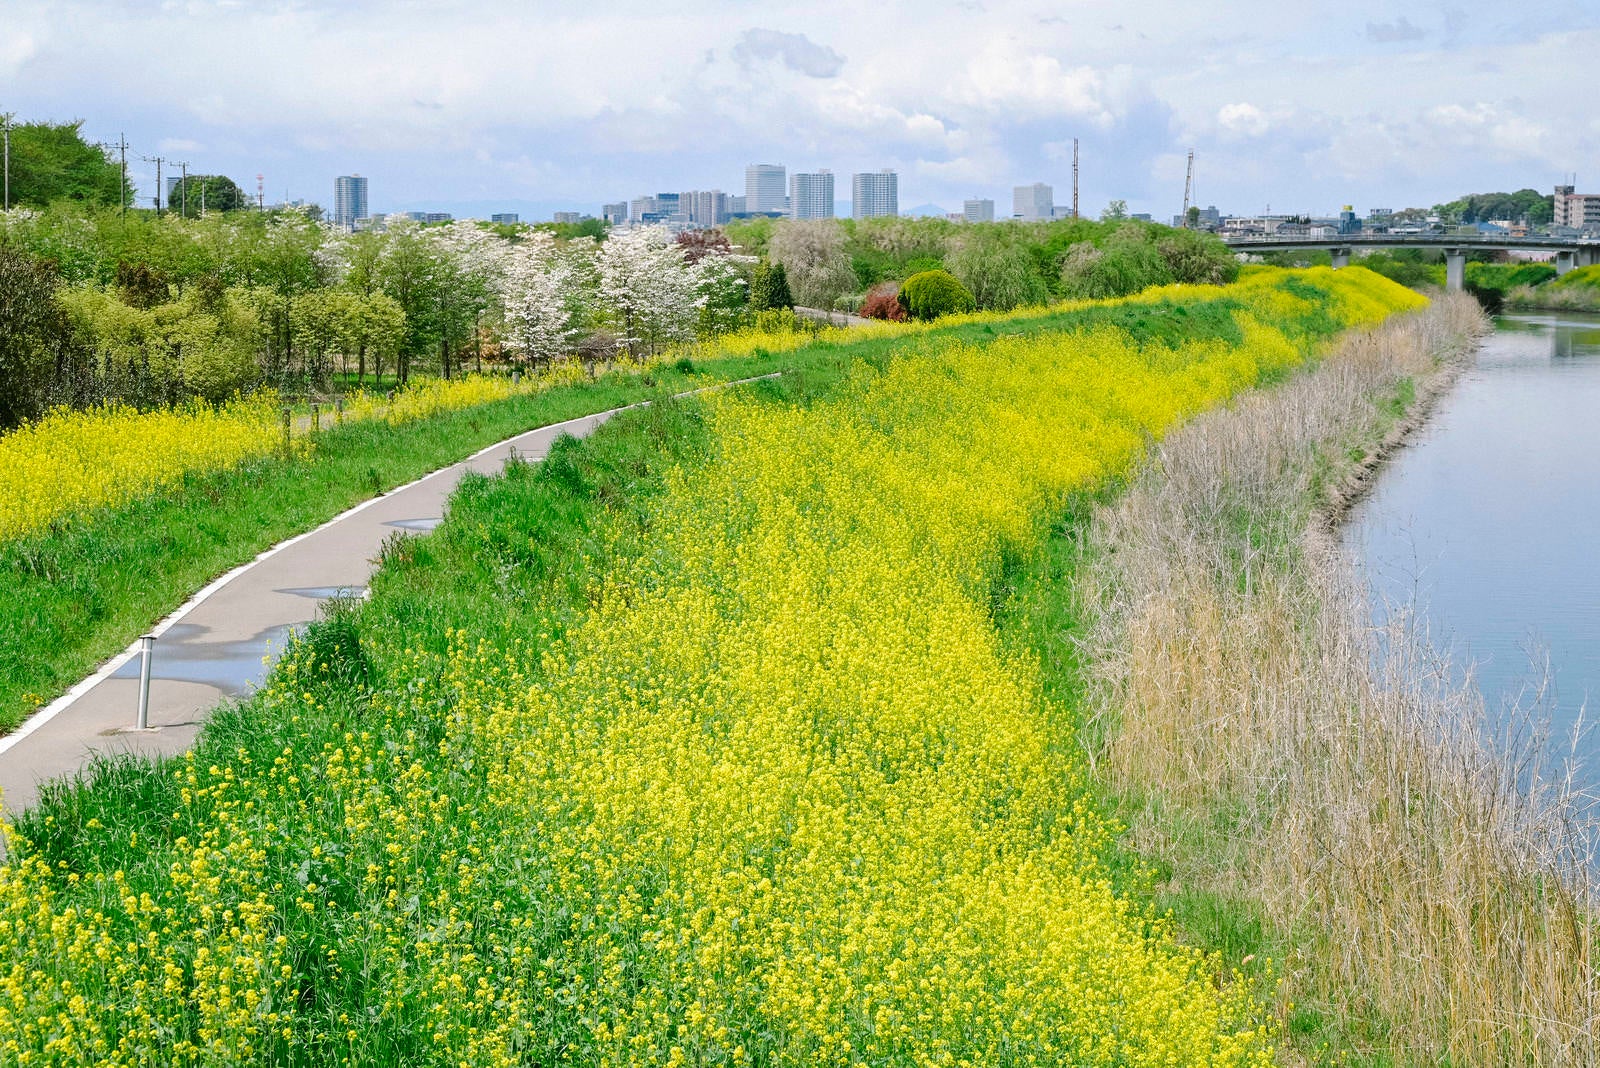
[0,376,775,816]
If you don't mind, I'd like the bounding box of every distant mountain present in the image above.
[902,202,951,218]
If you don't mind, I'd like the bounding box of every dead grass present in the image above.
[1080,293,1598,1064]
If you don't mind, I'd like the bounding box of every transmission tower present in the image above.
[1181,149,1195,227]
[1072,138,1079,220]
[257,173,265,211]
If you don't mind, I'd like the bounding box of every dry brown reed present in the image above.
[1080,292,1598,1065]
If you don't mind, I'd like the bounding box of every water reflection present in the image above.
[1345,311,1600,787]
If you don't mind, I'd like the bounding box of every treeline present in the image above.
[0,207,756,429]
[1,199,1243,430]
[731,215,1240,316]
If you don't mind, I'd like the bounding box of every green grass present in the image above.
[1,283,1333,736]
[0,349,843,733]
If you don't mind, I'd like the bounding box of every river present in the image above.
[1345,310,1600,787]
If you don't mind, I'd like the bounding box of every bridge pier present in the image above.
[1444,249,1466,291]
[1329,247,1351,269]
[1555,250,1577,276]
[1576,247,1600,269]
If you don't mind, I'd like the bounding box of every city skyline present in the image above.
[4,1,1595,223]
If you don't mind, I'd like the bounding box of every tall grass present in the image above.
[1079,292,1598,1063]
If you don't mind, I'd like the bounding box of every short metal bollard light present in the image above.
[311,402,320,434]
[281,407,292,455]
[135,634,157,731]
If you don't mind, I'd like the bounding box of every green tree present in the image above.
[2,117,130,209]
[1100,199,1129,222]
[173,175,248,217]
[750,262,794,311]
[945,233,1048,311]
[899,269,975,320]
[0,246,78,426]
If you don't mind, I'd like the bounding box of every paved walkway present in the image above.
[0,381,769,816]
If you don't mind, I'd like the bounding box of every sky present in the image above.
[3,0,1597,221]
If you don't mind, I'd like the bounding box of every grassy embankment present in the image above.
[0,291,1326,736]
[1006,290,1596,1065]
[1507,263,1600,311]
[0,268,1422,1066]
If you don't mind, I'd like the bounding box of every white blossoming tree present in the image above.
[502,230,578,366]
[596,226,701,358]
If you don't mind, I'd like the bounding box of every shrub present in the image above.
[859,282,909,321]
[899,269,976,320]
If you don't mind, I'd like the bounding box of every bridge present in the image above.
[1220,233,1600,290]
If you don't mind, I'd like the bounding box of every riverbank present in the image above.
[1066,292,1598,1064]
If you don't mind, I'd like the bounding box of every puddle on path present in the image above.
[276,585,368,600]
[111,622,298,695]
[384,517,443,532]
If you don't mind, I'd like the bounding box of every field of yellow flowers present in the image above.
[0,269,1425,1065]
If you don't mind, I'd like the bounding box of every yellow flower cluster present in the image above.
[1,363,585,542]
[0,269,1425,1065]
[0,397,285,542]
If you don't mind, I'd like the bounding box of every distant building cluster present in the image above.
[596,163,899,232]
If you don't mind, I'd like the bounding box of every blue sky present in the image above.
[3,0,1596,220]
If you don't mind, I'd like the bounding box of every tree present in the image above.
[1059,224,1173,300]
[3,118,130,209]
[0,246,78,426]
[750,263,794,311]
[503,231,578,365]
[596,226,700,357]
[945,233,1048,311]
[899,269,975,320]
[1100,199,1129,222]
[1156,228,1240,286]
[173,175,248,217]
[769,219,855,309]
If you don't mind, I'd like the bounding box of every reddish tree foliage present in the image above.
[675,229,733,264]
[858,282,908,321]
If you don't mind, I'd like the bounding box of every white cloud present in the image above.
[1217,102,1270,138]
[0,0,1594,214]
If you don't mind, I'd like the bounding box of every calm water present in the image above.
[1345,311,1600,781]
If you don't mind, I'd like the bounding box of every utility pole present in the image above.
[175,160,189,218]
[1181,148,1195,227]
[2,113,12,212]
[144,155,165,213]
[1072,137,1079,220]
[116,134,128,219]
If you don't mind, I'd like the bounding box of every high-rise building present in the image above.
[491,213,520,225]
[852,170,898,219]
[553,211,585,225]
[745,163,788,214]
[334,175,370,230]
[602,202,629,225]
[1012,183,1052,222]
[679,190,728,228]
[963,198,995,223]
[790,170,834,219]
